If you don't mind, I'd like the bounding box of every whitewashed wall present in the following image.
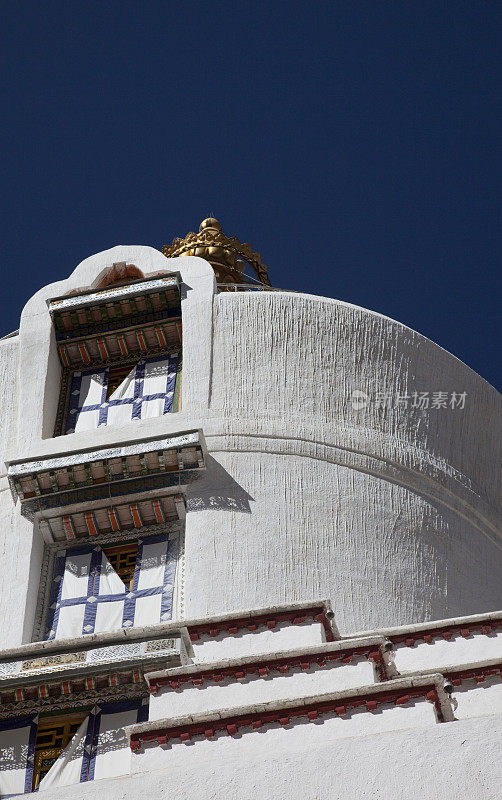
[0,246,501,800]
[1,247,501,647]
[37,713,502,800]
[183,289,502,631]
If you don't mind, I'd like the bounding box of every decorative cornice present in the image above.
[7,431,205,518]
[186,603,337,643]
[0,634,183,720]
[356,610,502,646]
[145,638,389,694]
[8,431,202,477]
[47,276,180,315]
[128,675,453,750]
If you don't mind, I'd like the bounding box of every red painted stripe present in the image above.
[117,335,128,356]
[130,683,440,750]
[155,326,167,349]
[78,343,91,364]
[136,330,148,352]
[130,503,143,528]
[393,619,502,647]
[152,499,165,524]
[97,338,109,360]
[444,661,502,684]
[148,645,382,694]
[59,345,70,367]
[62,515,76,540]
[84,512,99,536]
[187,606,336,642]
[107,507,121,532]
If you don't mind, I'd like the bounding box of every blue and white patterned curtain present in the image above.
[0,715,37,798]
[0,701,148,795]
[65,354,178,434]
[38,699,148,791]
[46,534,177,640]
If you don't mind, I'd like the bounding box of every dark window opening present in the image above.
[102,542,139,589]
[105,363,136,400]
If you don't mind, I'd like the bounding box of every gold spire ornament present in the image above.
[162,218,271,288]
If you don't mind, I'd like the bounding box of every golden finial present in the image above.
[162,218,271,287]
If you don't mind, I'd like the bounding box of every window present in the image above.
[0,700,148,795]
[64,354,180,435]
[49,272,183,437]
[102,542,139,590]
[32,713,86,790]
[45,534,178,640]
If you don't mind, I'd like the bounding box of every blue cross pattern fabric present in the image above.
[65,354,178,434]
[0,715,37,797]
[38,699,148,790]
[0,700,148,795]
[46,534,178,640]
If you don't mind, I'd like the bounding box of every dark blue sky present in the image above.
[1,2,501,391]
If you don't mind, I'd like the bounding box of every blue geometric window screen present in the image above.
[65,354,178,434]
[45,534,178,640]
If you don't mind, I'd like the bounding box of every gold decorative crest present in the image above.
[163,218,271,287]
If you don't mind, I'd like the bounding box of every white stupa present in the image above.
[0,219,500,799]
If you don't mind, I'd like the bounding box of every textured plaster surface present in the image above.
[393,630,502,673]
[451,677,502,719]
[1,246,501,643]
[148,657,376,720]
[28,713,502,800]
[184,451,502,632]
[136,699,438,770]
[191,620,327,662]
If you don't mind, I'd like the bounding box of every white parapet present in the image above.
[146,636,386,720]
[127,674,454,775]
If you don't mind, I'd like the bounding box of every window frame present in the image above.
[54,352,182,437]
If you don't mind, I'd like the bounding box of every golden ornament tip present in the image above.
[162,218,271,288]
[199,217,222,233]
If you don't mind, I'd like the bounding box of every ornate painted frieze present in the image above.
[47,275,182,369]
[7,431,205,519]
[0,635,182,720]
[40,492,185,543]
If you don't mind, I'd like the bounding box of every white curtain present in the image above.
[66,355,178,434]
[0,717,36,798]
[50,547,127,640]
[37,705,142,791]
[37,717,88,791]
